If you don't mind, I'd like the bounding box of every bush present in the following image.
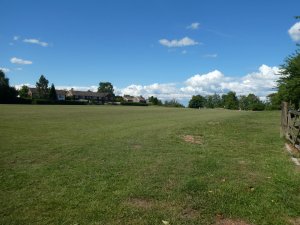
[121,102,148,106]
[32,99,88,105]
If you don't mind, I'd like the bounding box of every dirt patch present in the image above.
[289,218,300,225]
[182,135,202,144]
[125,198,155,209]
[287,143,300,158]
[215,218,253,225]
[132,144,142,150]
[180,207,199,219]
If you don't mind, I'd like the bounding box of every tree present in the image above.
[19,85,29,98]
[223,91,239,109]
[0,70,18,103]
[277,48,300,109]
[98,82,114,96]
[148,96,162,105]
[49,84,57,100]
[266,93,281,110]
[188,95,206,108]
[36,75,49,99]
[211,93,223,108]
[164,99,185,108]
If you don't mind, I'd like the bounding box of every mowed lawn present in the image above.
[1,105,300,225]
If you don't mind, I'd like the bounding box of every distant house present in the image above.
[66,89,112,103]
[123,95,146,103]
[28,88,39,99]
[56,90,66,101]
[28,88,66,100]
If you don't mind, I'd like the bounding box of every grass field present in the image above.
[1,105,300,225]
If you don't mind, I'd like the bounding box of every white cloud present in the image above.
[203,54,218,58]
[0,67,10,73]
[187,22,200,30]
[182,50,187,54]
[13,65,279,103]
[159,37,199,47]
[15,68,23,71]
[288,22,300,42]
[10,57,33,65]
[182,65,279,97]
[117,65,279,101]
[13,36,19,41]
[23,38,49,47]
[14,83,34,90]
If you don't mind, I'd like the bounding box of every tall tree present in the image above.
[223,91,239,110]
[98,82,114,96]
[148,96,162,105]
[36,75,49,99]
[0,70,17,103]
[277,48,300,109]
[19,85,29,98]
[188,95,206,108]
[49,84,57,100]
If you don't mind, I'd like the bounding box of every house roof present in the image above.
[68,90,109,97]
[28,88,38,94]
[56,90,66,95]
[29,88,66,95]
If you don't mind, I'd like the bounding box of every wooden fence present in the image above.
[281,102,300,150]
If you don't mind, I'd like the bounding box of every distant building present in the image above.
[28,88,66,100]
[123,95,146,103]
[28,88,39,99]
[66,89,113,103]
[56,90,66,101]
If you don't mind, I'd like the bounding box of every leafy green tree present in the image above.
[277,48,300,108]
[49,84,57,100]
[205,95,214,108]
[188,95,206,108]
[36,75,49,99]
[98,82,114,96]
[0,70,18,103]
[223,91,239,109]
[148,96,162,105]
[246,94,265,111]
[114,95,124,102]
[211,93,223,108]
[265,93,281,110]
[19,85,29,98]
[164,99,184,108]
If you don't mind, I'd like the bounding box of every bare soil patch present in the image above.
[289,218,300,225]
[125,198,155,209]
[180,207,199,219]
[182,135,203,144]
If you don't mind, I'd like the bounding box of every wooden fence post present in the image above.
[281,102,288,138]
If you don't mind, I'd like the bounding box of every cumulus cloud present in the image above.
[10,57,33,65]
[187,22,200,30]
[14,65,279,103]
[159,37,199,47]
[0,67,10,73]
[118,65,279,100]
[182,65,279,97]
[288,22,300,42]
[23,38,49,47]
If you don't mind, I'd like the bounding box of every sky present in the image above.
[1,0,300,103]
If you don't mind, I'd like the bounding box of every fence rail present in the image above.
[281,102,300,150]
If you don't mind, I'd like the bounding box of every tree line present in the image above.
[188,92,268,110]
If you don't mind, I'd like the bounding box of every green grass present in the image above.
[0,105,300,225]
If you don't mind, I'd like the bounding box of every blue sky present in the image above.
[1,0,300,101]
